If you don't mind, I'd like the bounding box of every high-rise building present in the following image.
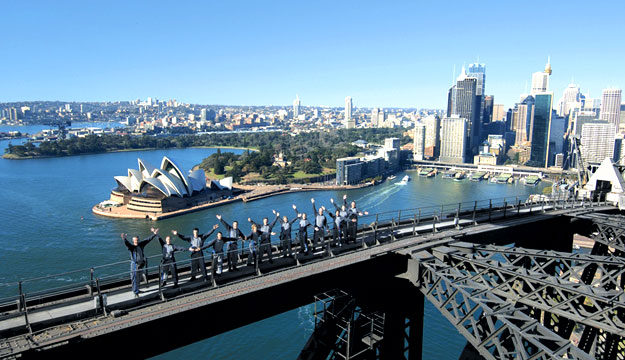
[439,115,468,164]
[530,58,551,96]
[600,88,622,132]
[453,68,480,156]
[293,95,301,119]
[467,63,486,96]
[413,122,426,161]
[529,92,553,167]
[200,108,207,122]
[344,96,354,129]
[371,108,380,127]
[511,96,534,145]
[581,123,615,164]
[423,115,441,158]
[483,95,494,124]
[492,104,505,122]
[558,83,581,117]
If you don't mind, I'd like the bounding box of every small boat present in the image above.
[387,175,397,180]
[453,172,465,181]
[397,175,411,185]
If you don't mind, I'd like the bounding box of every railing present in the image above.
[0,194,604,336]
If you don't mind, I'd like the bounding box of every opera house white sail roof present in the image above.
[114,157,214,198]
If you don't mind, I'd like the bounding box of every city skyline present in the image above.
[1,1,624,109]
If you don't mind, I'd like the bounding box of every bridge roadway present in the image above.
[0,199,615,359]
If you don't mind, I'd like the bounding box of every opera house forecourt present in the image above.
[93,156,235,220]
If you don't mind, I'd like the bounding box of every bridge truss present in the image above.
[405,213,625,360]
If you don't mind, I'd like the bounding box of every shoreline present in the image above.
[2,145,259,160]
[92,181,375,221]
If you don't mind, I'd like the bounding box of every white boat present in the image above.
[387,175,397,180]
[397,175,411,185]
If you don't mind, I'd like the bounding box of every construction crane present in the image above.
[43,120,71,140]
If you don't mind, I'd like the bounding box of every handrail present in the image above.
[0,195,598,311]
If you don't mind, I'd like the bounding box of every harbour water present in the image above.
[0,130,548,359]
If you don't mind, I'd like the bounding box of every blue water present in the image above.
[0,130,548,359]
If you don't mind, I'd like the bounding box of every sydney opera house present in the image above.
[107,157,233,214]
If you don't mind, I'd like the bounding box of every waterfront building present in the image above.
[111,157,233,213]
[439,115,468,164]
[600,88,621,132]
[581,123,616,164]
[529,92,553,168]
[344,96,354,129]
[413,122,426,161]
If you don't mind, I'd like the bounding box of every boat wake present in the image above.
[297,304,315,332]
[357,183,404,209]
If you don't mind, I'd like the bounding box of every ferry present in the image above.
[418,167,435,177]
[524,175,541,186]
[442,170,457,179]
[397,175,411,185]
[470,171,486,182]
[496,173,512,184]
[453,172,466,181]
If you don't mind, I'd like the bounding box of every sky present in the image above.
[1,0,624,109]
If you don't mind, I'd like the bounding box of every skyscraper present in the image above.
[467,63,486,96]
[371,108,380,127]
[413,122,426,161]
[581,123,616,163]
[452,67,480,157]
[293,95,301,119]
[439,115,468,164]
[529,92,553,167]
[423,114,441,158]
[483,95,494,124]
[530,58,552,96]
[492,104,505,122]
[558,83,581,117]
[511,96,535,145]
[600,88,622,132]
[344,96,354,129]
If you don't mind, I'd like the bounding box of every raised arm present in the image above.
[343,194,348,208]
[311,198,317,215]
[122,234,133,250]
[331,198,340,211]
[201,224,219,240]
[173,230,191,242]
[158,236,165,247]
[289,216,299,225]
[218,215,233,230]
[139,233,157,247]
[269,213,279,230]
[248,217,259,228]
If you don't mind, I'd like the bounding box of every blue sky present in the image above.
[1,0,624,109]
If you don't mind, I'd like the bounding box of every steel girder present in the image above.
[412,253,594,360]
[425,246,625,338]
